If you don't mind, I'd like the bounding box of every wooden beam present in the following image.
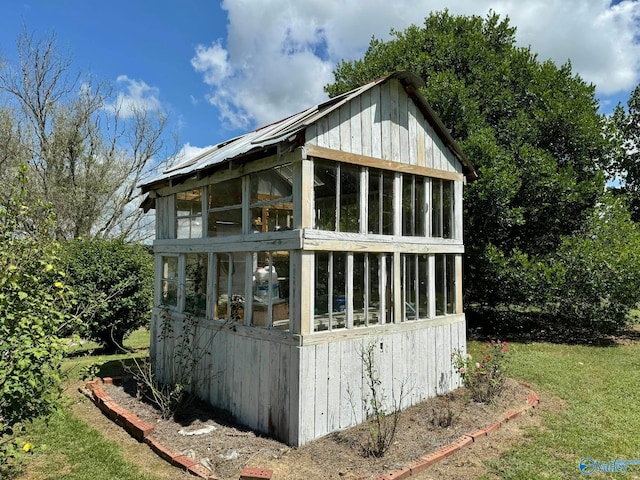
[304,144,464,182]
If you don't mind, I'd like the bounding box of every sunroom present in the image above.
[141,71,476,446]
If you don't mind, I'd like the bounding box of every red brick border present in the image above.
[82,377,539,480]
[81,377,221,480]
[373,381,539,480]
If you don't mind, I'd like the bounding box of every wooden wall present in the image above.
[151,311,301,444]
[151,310,465,446]
[305,78,462,175]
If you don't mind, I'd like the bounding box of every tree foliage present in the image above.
[61,238,153,352]
[0,167,76,466]
[0,29,173,241]
[325,10,636,332]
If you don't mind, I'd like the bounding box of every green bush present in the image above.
[62,238,153,352]
[552,196,640,333]
[0,168,75,468]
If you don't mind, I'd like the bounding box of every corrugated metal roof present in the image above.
[140,71,474,193]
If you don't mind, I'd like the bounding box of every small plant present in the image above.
[430,393,455,428]
[452,340,510,403]
[356,341,410,458]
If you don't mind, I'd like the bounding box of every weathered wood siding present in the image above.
[297,316,466,445]
[305,79,462,175]
[151,312,301,444]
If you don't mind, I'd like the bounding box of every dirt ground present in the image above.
[74,377,551,480]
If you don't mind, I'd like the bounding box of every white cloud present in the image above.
[104,75,163,119]
[192,0,640,129]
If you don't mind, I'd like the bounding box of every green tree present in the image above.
[0,167,75,468]
[61,238,153,352]
[326,10,615,326]
[611,84,640,222]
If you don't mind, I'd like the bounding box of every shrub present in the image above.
[551,195,640,333]
[62,238,153,352]
[0,168,75,468]
[453,340,510,403]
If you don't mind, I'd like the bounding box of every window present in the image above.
[251,251,290,329]
[339,164,360,233]
[160,256,179,307]
[313,252,348,331]
[208,178,243,237]
[314,161,337,230]
[402,174,426,236]
[401,254,430,320]
[176,189,202,238]
[185,253,207,316]
[435,254,457,316]
[368,169,394,235]
[432,179,454,238]
[250,165,294,233]
[215,253,246,322]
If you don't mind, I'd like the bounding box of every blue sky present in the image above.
[2,0,640,163]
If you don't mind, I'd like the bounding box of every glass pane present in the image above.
[314,161,337,230]
[252,251,291,330]
[161,257,178,307]
[251,205,293,233]
[216,254,245,322]
[404,254,417,321]
[162,256,178,280]
[161,280,177,307]
[177,217,202,239]
[446,254,456,314]
[382,171,394,235]
[353,253,366,327]
[432,179,442,237]
[250,167,293,203]
[418,254,429,319]
[435,254,445,316]
[416,178,426,236]
[209,178,242,209]
[332,252,347,329]
[339,164,360,233]
[314,252,330,331]
[368,170,381,234]
[176,189,202,216]
[185,253,208,316]
[402,174,414,236]
[208,208,242,237]
[443,180,453,239]
[368,254,380,325]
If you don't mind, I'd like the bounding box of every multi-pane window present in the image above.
[160,256,179,307]
[314,161,361,232]
[208,178,243,237]
[176,189,202,238]
[250,165,294,233]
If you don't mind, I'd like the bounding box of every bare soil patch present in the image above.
[101,378,542,480]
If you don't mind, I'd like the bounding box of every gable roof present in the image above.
[140,71,476,194]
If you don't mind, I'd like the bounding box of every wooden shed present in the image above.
[140,71,476,446]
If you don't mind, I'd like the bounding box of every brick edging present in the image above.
[82,377,539,480]
[373,382,540,480]
[81,377,221,480]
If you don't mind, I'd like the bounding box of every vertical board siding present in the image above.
[303,79,461,175]
[296,319,465,445]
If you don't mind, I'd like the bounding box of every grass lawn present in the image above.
[11,330,640,479]
[476,339,640,479]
